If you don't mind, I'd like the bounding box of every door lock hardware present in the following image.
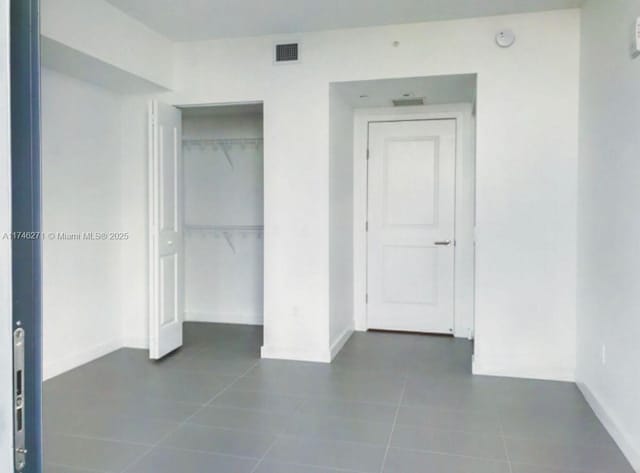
[14,327,26,471]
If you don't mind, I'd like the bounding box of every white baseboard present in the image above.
[122,336,149,349]
[472,355,575,382]
[454,326,474,340]
[578,382,640,472]
[185,311,263,326]
[330,326,353,360]
[261,345,331,363]
[44,338,123,380]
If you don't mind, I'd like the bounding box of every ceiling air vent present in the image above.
[275,43,299,63]
[392,97,425,107]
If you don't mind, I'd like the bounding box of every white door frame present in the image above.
[353,103,475,338]
[0,2,13,467]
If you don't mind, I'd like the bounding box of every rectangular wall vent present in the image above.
[392,98,425,107]
[275,43,299,63]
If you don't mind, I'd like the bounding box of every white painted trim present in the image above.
[0,3,12,469]
[43,338,124,381]
[147,100,157,355]
[261,345,331,363]
[578,383,640,472]
[353,103,475,338]
[330,327,354,361]
[472,354,575,382]
[122,336,149,349]
[185,311,264,326]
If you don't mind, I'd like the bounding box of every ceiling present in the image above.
[105,0,583,42]
[333,75,477,109]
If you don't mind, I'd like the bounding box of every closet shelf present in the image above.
[183,138,263,169]
[185,224,263,253]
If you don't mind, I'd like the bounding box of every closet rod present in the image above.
[185,224,264,232]
[183,138,263,146]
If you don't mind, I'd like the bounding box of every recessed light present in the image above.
[359,94,369,98]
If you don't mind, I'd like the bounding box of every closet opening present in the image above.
[175,102,265,361]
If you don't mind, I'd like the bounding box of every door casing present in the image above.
[353,104,475,338]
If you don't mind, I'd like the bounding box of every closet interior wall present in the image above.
[182,106,264,326]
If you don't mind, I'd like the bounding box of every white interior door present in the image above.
[367,119,456,334]
[148,101,184,359]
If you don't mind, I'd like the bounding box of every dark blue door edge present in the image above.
[10,0,42,472]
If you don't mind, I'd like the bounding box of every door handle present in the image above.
[434,240,452,246]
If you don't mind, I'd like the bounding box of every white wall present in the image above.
[183,113,264,224]
[40,0,164,356]
[329,86,355,355]
[41,68,133,378]
[577,0,640,469]
[118,95,152,348]
[41,0,173,89]
[183,112,264,325]
[169,9,580,375]
[0,0,13,468]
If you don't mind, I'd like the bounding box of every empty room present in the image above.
[1,0,639,473]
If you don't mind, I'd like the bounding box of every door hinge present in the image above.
[366,149,370,160]
[365,293,368,304]
[365,221,369,232]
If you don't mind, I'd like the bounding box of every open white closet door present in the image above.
[148,101,184,359]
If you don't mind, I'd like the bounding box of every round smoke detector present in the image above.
[495,29,516,48]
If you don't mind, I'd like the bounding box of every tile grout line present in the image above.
[49,375,417,459]
[49,333,626,473]
[132,443,270,463]
[118,360,261,473]
[251,452,373,473]
[151,386,319,472]
[248,435,280,473]
[499,419,514,473]
[45,460,106,472]
[51,410,402,450]
[378,376,408,473]
[51,429,520,468]
[389,446,515,465]
[247,386,313,473]
[201,360,263,408]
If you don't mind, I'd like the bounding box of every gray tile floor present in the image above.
[44,323,635,473]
